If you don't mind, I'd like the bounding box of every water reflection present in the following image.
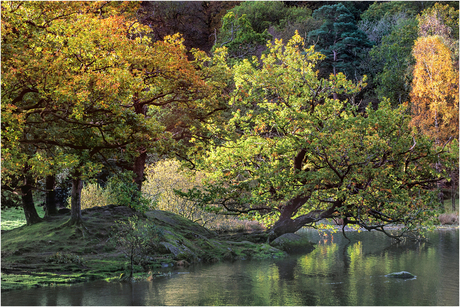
[2,230,458,306]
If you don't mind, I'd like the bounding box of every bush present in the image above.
[143,159,212,224]
[143,159,267,232]
[111,215,164,277]
[77,171,151,211]
[106,172,151,212]
[80,183,111,210]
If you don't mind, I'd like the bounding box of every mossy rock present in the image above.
[144,210,214,238]
[269,233,315,254]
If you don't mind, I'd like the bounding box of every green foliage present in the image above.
[229,1,313,33]
[106,172,151,212]
[77,172,152,211]
[111,215,164,277]
[213,1,316,62]
[80,183,111,210]
[213,11,271,62]
[360,1,435,22]
[369,17,418,104]
[185,33,457,236]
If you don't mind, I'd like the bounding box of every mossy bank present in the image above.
[1,205,287,291]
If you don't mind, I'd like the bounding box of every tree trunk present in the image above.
[69,172,83,224]
[269,197,337,239]
[452,168,458,211]
[21,175,41,226]
[271,216,309,238]
[44,175,58,216]
[269,195,313,238]
[332,50,338,100]
[133,151,147,191]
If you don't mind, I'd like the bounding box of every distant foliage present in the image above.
[307,3,373,80]
[369,18,418,104]
[80,183,110,210]
[143,159,228,228]
[213,1,316,62]
[213,11,271,62]
[229,1,313,34]
[79,171,151,211]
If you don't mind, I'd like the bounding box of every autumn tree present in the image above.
[1,1,231,226]
[417,2,459,54]
[182,34,457,240]
[410,36,459,144]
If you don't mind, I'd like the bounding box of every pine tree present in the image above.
[307,3,373,80]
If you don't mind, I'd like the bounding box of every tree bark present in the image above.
[69,172,84,224]
[269,195,311,238]
[21,175,42,226]
[452,168,458,211]
[269,197,337,239]
[133,151,147,191]
[44,175,58,216]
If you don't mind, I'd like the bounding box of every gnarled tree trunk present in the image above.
[269,195,337,240]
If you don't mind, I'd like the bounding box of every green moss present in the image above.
[1,272,89,291]
[2,206,287,291]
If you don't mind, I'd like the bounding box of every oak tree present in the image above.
[2,1,231,225]
[183,34,457,240]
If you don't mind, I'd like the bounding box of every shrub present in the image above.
[143,159,212,224]
[111,215,164,277]
[106,172,151,212]
[439,213,459,225]
[143,159,267,232]
[80,183,111,210]
[77,171,152,211]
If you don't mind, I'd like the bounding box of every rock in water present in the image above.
[385,271,416,279]
[270,233,315,253]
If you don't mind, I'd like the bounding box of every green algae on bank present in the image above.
[1,205,288,291]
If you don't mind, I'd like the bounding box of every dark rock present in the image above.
[58,208,71,214]
[270,233,315,254]
[385,271,416,279]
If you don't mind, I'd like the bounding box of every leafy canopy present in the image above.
[183,33,457,238]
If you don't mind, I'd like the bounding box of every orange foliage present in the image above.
[410,36,459,143]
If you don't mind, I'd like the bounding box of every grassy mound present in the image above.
[1,205,286,291]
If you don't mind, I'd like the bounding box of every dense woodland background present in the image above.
[2,1,458,236]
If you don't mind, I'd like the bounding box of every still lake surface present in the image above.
[2,229,458,306]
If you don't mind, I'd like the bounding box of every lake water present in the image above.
[2,229,458,306]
